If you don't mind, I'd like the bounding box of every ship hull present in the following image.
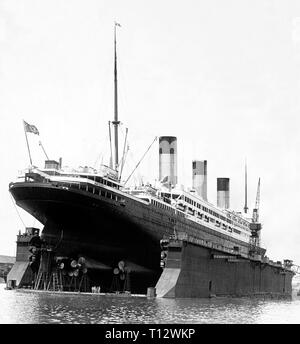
[9,182,294,297]
[10,182,164,293]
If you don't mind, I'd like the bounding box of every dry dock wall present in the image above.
[156,241,293,298]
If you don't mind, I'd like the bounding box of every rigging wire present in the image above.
[124,136,158,186]
[9,193,26,229]
[118,124,128,181]
[92,128,111,169]
[53,229,64,251]
[108,121,113,168]
[122,140,140,186]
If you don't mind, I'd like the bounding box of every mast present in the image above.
[112,22,121,171]
[244,160,248,213]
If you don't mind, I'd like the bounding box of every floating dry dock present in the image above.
[156,234,294,298]
[7,227,294,299]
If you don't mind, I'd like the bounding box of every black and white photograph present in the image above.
[0,0,300,330]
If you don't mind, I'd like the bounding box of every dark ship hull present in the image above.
[10,182,166,293]
[9,180,294,297]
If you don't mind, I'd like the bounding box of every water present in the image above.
[0,284,299,324]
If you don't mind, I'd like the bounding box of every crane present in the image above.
[252,177,260,223]
[249,178,262,253]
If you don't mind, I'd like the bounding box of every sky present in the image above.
[0,0,300,265]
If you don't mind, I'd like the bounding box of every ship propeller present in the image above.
[117,260,131,276]
[118,260,125,271]
[58,262,64,270]
[70,260,78,268]
[78,257,86,265]
[55,256,88,278]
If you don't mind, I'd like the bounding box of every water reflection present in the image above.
[0,284,299,324]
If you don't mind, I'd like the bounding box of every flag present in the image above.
[23,120,39,135]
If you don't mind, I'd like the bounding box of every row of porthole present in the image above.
[77,183,126,203]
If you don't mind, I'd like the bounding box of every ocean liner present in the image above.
[8,24,294,297]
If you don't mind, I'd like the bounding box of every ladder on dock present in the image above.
[34,271,49,290]
[78,274,89,292]
[47,271,63,291]
[33,248,53,290]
